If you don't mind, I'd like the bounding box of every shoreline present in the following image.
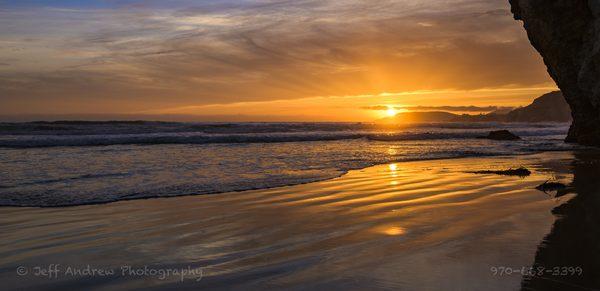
[0,148,580,208]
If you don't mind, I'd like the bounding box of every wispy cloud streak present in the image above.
[0,0,552,115]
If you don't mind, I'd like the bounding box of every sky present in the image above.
[0,0,557,121]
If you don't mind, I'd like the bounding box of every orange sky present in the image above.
[0,0,556,121]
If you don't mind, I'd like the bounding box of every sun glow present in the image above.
[386,107,398,117]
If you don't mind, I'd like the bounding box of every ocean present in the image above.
[0,121,575,207]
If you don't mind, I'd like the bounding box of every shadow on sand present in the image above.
[522,151,600,290]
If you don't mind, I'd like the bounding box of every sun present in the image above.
[386,107,398,117]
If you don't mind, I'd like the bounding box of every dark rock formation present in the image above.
[509,1,600,146]
[471,167,531,177]
[535,180,568,195]
[478,130,521,140]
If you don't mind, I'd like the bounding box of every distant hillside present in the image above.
[379,91,571,123]
[503,91,571,122]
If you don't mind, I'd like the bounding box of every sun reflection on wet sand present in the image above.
[0,152,576,290]
[381,226,406,236]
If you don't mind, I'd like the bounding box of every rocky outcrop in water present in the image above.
[509,1,600,146]
[478,130,521,141]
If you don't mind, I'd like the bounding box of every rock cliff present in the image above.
[509,0,600,145]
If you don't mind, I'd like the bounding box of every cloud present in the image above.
[0,0,552,115]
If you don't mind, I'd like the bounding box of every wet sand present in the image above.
[0,152,588,290]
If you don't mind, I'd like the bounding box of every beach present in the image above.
[2,151,595,290]
[4,0,600,289]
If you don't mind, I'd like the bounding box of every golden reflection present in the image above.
[389,163,399,179]
[382,226,406,236]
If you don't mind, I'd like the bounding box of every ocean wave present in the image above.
[0,132,509,148]
[367,132,479,141]
[0,127,570,148]
[0,172,131,189]
[0,132,365,148]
